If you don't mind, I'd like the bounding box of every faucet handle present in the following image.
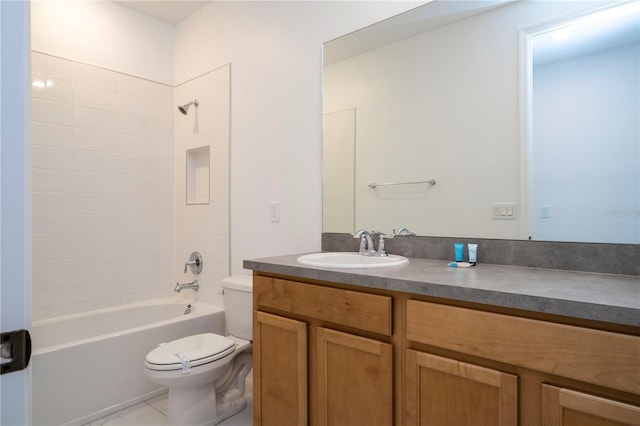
[352,229,372,238]
[184,252,203,274]
[377,233,394,256]
[394,227,416,236]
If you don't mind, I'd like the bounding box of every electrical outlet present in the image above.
[491,202,517,220]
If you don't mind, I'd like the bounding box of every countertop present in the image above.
[244,253,640,327]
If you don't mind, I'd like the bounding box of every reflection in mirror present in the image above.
[527,2,639,243]
[322,0,639,243]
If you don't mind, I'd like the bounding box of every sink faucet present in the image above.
[174,279,199,293]
[353,230,396,256]
[353,229,376,256]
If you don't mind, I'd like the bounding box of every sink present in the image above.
[296,252,409,269]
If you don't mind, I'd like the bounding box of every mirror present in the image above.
[322,0,639,244]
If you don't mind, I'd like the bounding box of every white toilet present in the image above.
[145,275,253,426]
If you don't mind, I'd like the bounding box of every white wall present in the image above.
[174,1,423,274]
[31,0,175,84]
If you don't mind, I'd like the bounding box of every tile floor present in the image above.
[84,392,253,426]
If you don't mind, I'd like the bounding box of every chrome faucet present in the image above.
[353,230,396,256]
[353,229,376,256]
[174,279,199,293]
[394,227,416,236]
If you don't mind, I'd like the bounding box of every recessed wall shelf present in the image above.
[186,146,210,205]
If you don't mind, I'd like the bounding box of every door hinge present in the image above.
[1,329,31,374]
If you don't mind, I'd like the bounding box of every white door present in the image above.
[0,1,32,425]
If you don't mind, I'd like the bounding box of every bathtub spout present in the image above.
[174,280,199,293]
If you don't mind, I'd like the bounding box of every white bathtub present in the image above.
[31,298,225,426]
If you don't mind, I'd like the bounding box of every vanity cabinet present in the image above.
[406,299,640,426]
[253,275,394,426]
[541,384,640,426]
[405,350,517,426]
[254,311,307,426]
[252,272,640,426]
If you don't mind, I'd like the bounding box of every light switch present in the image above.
[491,202,517,220]
[269,202,280,223]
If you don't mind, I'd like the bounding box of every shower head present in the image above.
[178,99,199,115]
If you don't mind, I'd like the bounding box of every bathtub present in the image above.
[31,298,225,426]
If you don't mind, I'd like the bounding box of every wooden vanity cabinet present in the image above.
[405,349,518,426]
[406,299,640,426]
[253,275,394,426]
[541,384,640,426]
[254,311,308,426]
[252,272,640,426]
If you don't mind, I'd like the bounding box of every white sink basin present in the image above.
[296,252,409,269]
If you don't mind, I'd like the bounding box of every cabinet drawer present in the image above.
[254,276,392,336]
[406,300,640,395]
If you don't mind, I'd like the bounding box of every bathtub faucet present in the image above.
[174,279,199,293]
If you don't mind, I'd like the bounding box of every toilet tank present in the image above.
[222,275,253,340]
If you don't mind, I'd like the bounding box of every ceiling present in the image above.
[114,1,210,25]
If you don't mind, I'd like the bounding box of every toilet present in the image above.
[145,275,253,426]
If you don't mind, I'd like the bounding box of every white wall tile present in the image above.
[46,78,74,104]
[32,169,48,193]
[31,145,48,169]
[72,62,99,88]
[32,53,175,319]
[73,149,98,172]
[96,88,119,112]
[45,101,74,126]
[174,67,230,293]
[32,75,47,99]
[95,68,119,92]
[47,147,75,171]
[118,74,139,96]
[32,193,48,216]
[47,170,75,192]
[46,124,73,148]
[32,52,47,76]
[46,55,75,81]
[96,152,120,173]
[73,172,100,193]
[32,99,46,122]
[74,83,98,108]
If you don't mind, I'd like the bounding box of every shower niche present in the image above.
[186,146,210,205]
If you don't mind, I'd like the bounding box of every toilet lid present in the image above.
[146,333,235,370]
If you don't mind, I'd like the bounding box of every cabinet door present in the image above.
[316,327,393,426]
[405,350,517,426]
[254,311,308,426]
[542,384,640,426]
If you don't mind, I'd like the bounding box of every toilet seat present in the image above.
[145,333,235,371]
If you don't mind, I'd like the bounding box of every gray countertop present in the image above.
[244,253,640,327]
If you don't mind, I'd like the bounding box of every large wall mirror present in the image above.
[322,0,639,244]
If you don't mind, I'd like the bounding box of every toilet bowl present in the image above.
[144,275,253,426]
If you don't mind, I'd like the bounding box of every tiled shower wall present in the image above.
[31,52,175,320]
[174,65,231,307]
